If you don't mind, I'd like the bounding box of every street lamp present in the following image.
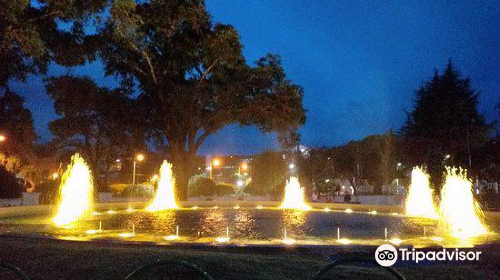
[208,158,220,180]
[132,154,144,186]
[0,134,6,142]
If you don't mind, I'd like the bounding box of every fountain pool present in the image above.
[1,204,499,248]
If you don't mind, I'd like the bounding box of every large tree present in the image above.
[45,75,145,188]
[100,0,306,199]
[0,0,107,89]
[402,61,490,187]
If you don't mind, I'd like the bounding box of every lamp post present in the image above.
[132,154,144,186]
[209,158,220,180]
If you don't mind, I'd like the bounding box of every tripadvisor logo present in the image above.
[375,244,398,267]
[375,244,482,267]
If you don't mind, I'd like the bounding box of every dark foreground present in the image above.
[0,236,499,280]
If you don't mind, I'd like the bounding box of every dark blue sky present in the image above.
[13,0,500,155]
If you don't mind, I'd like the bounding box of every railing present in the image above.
[0,259,31,280]
[0,258,407,280]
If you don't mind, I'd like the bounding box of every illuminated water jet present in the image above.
[146,160,179,211]
[52,154,94,226]
[405,167,437,219]
[280,177,310,210]
[282,228,296,245]
[215,227,230,243]
[438,167,487,238]
[165,225,180,240]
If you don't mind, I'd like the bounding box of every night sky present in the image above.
[11,0,500,155]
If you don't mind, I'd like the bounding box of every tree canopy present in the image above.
[0,0,108,89]
[100,0,306,198]
[45,75,145,187]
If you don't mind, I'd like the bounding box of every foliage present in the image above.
[0,91,37,165]
[247,150,288,195]
[0,165,23,198]
[45,75,145,187]
[402,61,490,188]
[0,0,108,89]
[188,174,215,197]
[100,0,306,199]
[214,183,236,196]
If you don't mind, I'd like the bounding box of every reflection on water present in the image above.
[1,208,499,247]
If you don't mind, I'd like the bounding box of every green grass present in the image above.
[0,236,498,280]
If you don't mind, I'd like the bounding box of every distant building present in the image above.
[206,155,251,189]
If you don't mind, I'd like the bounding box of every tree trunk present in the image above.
[170,143,196,201]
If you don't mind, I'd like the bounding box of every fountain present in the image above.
[52,154,94,226]
[280,176,310,210]
[405,167,437,219]
[146,160,179,211]
[438,167,487,238]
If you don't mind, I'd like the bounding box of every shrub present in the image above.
[36,179,59,204]
[0,165,23,198]
[215,183,236,196]
[188,175,215,197]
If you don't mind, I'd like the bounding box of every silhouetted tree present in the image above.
[402,61,490,188]
[100,0,305,199]
[45,75,145,188]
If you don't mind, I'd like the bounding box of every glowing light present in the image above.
[337,238,351,245]
[52,154,94,226]
[212,159,220,166]
[344,208,353,213]
[136,154,144,161]
[126,207,135,213]
[146,160,179,211]
[282,238,296,245]
[430,236,443,242]
[391,212,399,216]
[107,210,117,214]
[323,207,332,212]
[91,212,101,216]
[52,172,59,180]
[0,134,5,142]
[369,210,377,215]
[405,167,437,219]
[86,229,101,235]
[390,238,403,245]
[236,180,244,187]
[151,174,159,181]
[191,206,199,210]
[438,167,487,238]
[212,206,219,209]
[280,176,310,210]
[255,205,263,209]
[233,205,240,209]
[241,163,248,171]
[288,163,295,170]
[165,235,180,241]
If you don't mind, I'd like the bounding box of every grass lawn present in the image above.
[0,236,498,280]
